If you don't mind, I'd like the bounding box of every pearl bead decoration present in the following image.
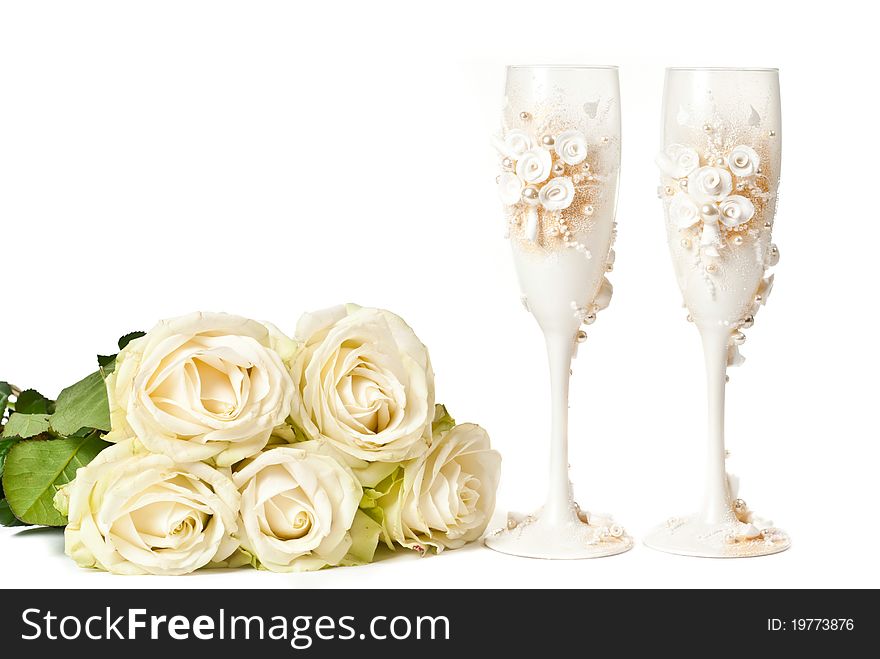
[522,186,539,205]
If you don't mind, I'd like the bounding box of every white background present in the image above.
[0,0,876,589]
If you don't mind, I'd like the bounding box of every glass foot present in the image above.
[644,515,791,558]
[484,504,633,559]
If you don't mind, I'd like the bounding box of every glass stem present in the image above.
[544,332,574,525]
[699,326,734,525]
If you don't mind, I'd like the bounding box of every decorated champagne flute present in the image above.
[646,67,790,557]
[484,65,632,558]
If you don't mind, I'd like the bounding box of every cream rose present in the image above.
[668,191,700,228]
[497,172,523,205]
[687,166,733,203]
[656,144,700,179]
[538,176,575,211]
[378,423,501,551]
[492,129,533,159]
[727,145,760,177]
[289,304,434,462]
[554,130,588,165]
[515,147,552,184]
[718,195,755,227]
[105,312,296,467]
[62,440,240,575]
[233,444,362,572]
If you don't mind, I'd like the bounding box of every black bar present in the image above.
[0,589,870,656]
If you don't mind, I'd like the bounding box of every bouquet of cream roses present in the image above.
[0,305,501,575]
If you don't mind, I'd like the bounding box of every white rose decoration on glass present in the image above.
[655,143,700,179]
[668,192,700,229]
[61,440,241,576]
[727,144,760,176]
[492,128,533,159]
[289,304,434,463]
[554,129,588,165]
[515,147,552,184]
[539,176,575,211]
[233,444,364,572]
[687,165,733,202]
[105,312,296,467]
[497,172,523,205]
[376,423,501,552]
[658,144,765,261]
[494,123,599,252]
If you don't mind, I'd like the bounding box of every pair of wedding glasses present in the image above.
[486,66,789,559]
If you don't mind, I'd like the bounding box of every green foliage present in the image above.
[49,371,111,436]
[117,331,146,350]
[0,382,12,417]
[0,330,138,525]
[2,435,109,526]
[0,498,23,526]
[14,389,53,415]
[2,413,51,439]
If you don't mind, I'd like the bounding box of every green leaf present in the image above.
[2,435,109,526]
[14,389,53,415]
[0,382,12,417]
[97,354,116,369]
[118,331,145,351]
[0,498,25,527]
[0,436,16,497]
[2,413,51,439]
[0,437,15,472]
[49,370,111,436]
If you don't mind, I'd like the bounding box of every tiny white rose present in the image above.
[718,195,756,227]
[515,147,552,184]
[538,176,575,211]
[554,130,588,166]
[492,129,533,159]
[497,172,523,205]
[656,143,701,178]
[727,145,760,177]
[668,192,701,228]
[687,166,733,203]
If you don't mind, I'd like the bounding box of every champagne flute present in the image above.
[646,67,790,557]
[484,65,632,559]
